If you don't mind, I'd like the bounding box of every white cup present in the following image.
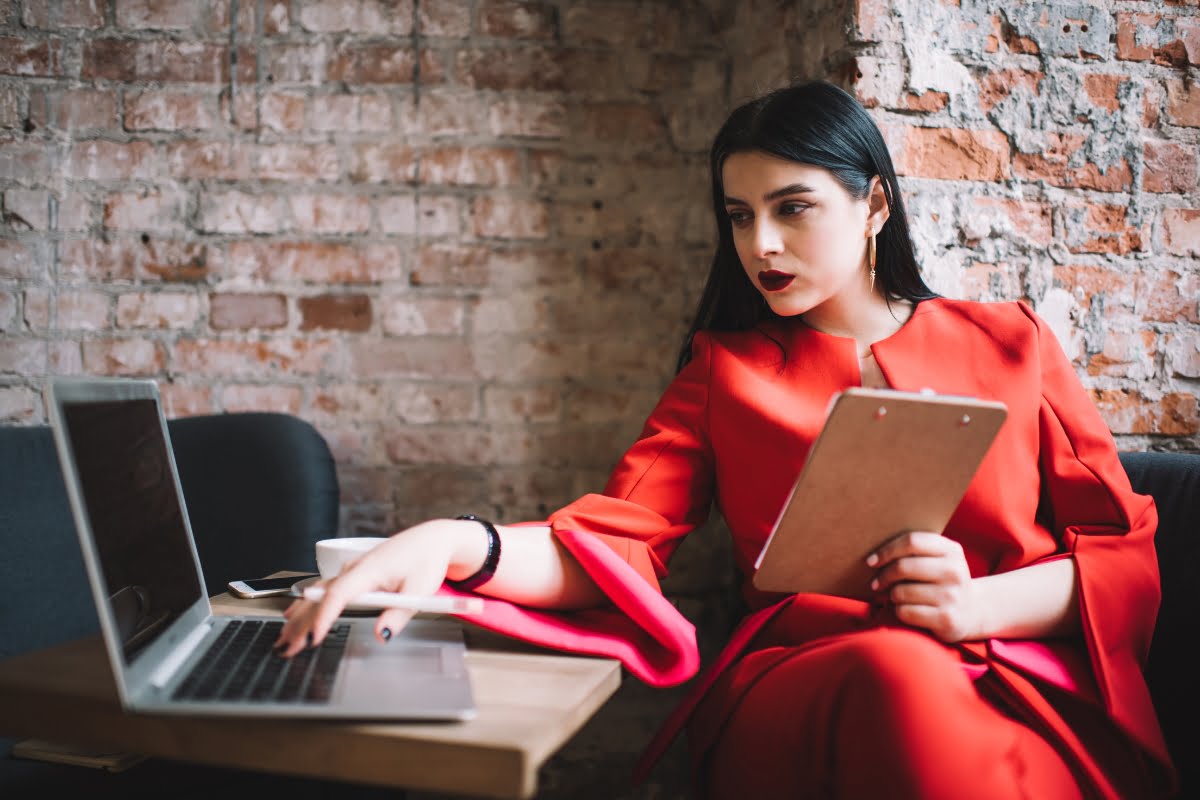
[315,536,386,579]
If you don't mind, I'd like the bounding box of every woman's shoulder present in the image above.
[917,296,1041,335]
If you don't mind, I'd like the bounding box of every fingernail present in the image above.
[870,579,880,591]
[866,553,878,566]
[381,628,392,642]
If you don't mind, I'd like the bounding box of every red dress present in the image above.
[444,298,1176,798]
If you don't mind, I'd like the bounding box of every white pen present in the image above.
[302,586,485,615]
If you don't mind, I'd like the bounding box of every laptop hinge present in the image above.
[149,622,213,689]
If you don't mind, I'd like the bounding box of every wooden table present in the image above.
[0,590,622,799]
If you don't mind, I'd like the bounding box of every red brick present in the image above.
[1013,133,1132,191]
[0,37,62,77]
[263,1,291,34]
[1143,140,1198,193]
[4,189,51,230]
[564,385,660,424]
[471,196,549,239]
[978,68,1043,114]
[1053,264,1128,308]
[299,294,372,332]
[853,0,901,42]
[561,3,681,48]
[471,335,588,381]
[58,192,95,232]
[972,198,1053,246]
[1117,13,1200,66]
[483,385,561,423]
[23,289,110,331]
[82,39,229,82]
[205,0,257,35]
[173,337,342,377]
[0,339,44,374]
[1082,74,1126,112]
[288,194,371,234]
[1165,332,1200,379]
[471,289,550,334]
[572,103,667,147]
[455,48,564,91]
[61,238,215,283]
[1166,79,1200,127]
[311,383,391,422]
[1092,389,1199,435]
[1162,208,1200,256]
[380,297,464,336]
[0,386,41,423]
[398,90,488,137]
[198,191,284,234]
[890,126,1012,181]
[390,467,486,523]
[479,1,557,39]
[261,92,306,132]
[160,383,216,418]
[66,140,159,180]
[227,241,406,283]
[0,291,15,331]
[391,383,479,423]
[1064,203,1145,255]
[116,292,202,329]
[0,240,44,280]
[125,91,218,131]
[222,88,257,133]
[959,261,1019,302]
[383,425,532,467]
[61,0,107,28]
[1086,329,1157,378]
[166,140,253,180]
[420,146,521,186]
[296,0,413,34]
[311,93,392,132]
[378,194,462,236]
[350,143,418,184]
[103,190,187,233]
[30,88,118,130]
[81,338,165,375]
[258,143,341,181]
[116,0,200,29]
[419,0,471,36]
[1135,269,1200,323]
[328,46,442,85]
[348,338,476,378]
[262,43,328,83]
[488,96,567,138]
[220,384,305,414]
[48,341,83,375]
[411,244,575,288]
[209,293,289,329]
[0,86,18,129]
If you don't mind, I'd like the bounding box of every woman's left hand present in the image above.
[866,531,982,643]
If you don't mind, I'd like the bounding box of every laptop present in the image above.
[43,376,477,721]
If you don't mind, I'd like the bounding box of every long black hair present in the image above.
[676,80,936,372]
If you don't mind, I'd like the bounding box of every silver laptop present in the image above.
[43,376,476,721]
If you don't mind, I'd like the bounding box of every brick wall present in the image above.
[0,0,1196,542]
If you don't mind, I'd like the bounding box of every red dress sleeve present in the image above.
[1021,302,1165,753]
[547,330,716,588]
[440,333,715,686]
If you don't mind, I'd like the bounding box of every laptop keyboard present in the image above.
[172,619,350,704]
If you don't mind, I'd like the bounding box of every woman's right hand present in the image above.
[273,518,489,656]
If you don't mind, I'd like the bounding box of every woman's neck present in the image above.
[800,294,915,346]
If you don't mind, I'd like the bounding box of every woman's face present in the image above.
[721,151,881,319]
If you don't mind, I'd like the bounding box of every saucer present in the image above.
[290,576,378,616]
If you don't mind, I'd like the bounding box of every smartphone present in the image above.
[227,574,317,599]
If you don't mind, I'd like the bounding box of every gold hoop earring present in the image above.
[868,232,877,292]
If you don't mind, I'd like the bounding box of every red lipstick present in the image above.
[758,270,794,292]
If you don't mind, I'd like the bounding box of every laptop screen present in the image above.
[59,398,204,663]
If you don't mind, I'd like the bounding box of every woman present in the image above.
[276,81,1176,799]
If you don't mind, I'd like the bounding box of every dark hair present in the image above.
[677,80,936,372]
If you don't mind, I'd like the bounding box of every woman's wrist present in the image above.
[443,517,494,583]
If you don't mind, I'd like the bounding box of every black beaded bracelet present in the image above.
[447,514,501,592]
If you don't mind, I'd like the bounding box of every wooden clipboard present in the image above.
[752,387,1008,601]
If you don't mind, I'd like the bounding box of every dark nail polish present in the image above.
[381,628,392,642]
[306,631,314,648]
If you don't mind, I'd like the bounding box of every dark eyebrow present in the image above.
[724,183,816,206]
